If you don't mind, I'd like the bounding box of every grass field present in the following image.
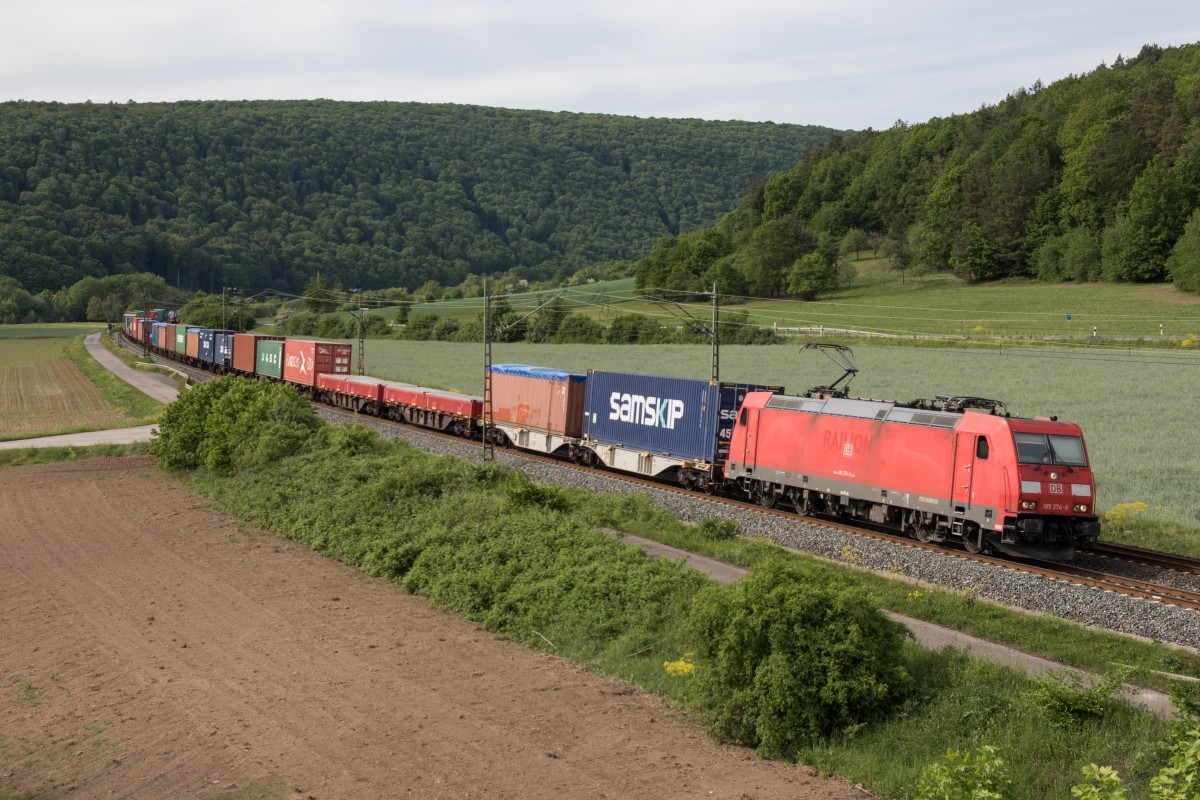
[355,338,1200,529]
[0,322,106,339]
[0,327,161,441]
[402,266,1200,341]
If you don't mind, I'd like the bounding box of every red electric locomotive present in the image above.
[725,347,1100,560]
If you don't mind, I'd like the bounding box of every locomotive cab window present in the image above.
[739,408,748,426]
[976,437,989,460]
[1014,432,1088,467]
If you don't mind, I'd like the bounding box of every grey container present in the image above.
[582,371,781,466]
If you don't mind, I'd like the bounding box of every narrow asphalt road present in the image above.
[84,330,181,404]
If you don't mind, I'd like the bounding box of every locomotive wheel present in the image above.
[758,492,777,509]
[963,528,985,554]
[914,526,936,544]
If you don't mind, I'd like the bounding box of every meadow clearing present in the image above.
[356,338,1200,527]
[402,266,1200,340]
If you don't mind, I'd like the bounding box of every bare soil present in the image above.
[0,457,870,800]
[0,360,131,438]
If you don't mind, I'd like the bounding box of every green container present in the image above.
[174,330,186,353]
[256,339,283,379]
[154,308,167,321]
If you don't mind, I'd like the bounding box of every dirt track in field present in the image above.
[0,457,869,800]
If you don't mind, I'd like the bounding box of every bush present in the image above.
[915,746,1011,800]
[1150,725,1200,800]
[1030,667,1131,728]
[696,516,741,541]
[685,558,912,758]
[151,375,321,471]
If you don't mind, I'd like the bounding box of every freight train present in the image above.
[121,313,1100,560]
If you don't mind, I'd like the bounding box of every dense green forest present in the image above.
[636,43,1200,297]
[0,100,836,297]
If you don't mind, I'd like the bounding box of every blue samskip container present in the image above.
[582,371,782,465]
[151,322,168,348]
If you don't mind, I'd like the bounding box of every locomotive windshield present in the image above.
[1014,432,1088,467]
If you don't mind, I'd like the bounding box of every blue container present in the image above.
[215,333,234,366]
[151,322,168,348]
[198,330,216,363]
[582,371,782,465]
[199,329,235,364]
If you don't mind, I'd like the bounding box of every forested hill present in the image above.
[0,100,837,294]
[636,43,1200,297]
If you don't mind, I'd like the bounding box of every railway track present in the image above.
[1091,541,1200,575]
[122,333,1200,617]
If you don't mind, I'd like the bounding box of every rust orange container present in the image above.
[232,333,282,374]
[487,364,586,437]
[185,329,200,358]
[282,339,352,387]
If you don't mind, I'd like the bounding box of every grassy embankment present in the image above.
[143,381,1196,800]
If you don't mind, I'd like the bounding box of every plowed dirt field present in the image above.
[0,457,869,799]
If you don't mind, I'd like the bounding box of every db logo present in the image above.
[843,443,854,457]
[1049,484,1064,494]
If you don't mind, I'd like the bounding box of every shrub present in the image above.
[1072,764,1127,800]
[915,746,1011,800]
[685,558,912,758]
[1150,725,1200,800]
[151,375,320,471]
[1029,667,1131,728]
[696,516,741,541]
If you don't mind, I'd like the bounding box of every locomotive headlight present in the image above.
[1020,500,1038,510]
[1074,504,1089,513]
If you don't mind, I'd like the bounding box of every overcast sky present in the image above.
[4,1,1197,130]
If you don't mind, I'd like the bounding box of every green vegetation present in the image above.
[65,335,163,423]
[0,272,181,325]
[144,376,1200,798]
[636,43,1200,298]
[0,100,836,295]
[317,260,1199,344]
[0,322,103,338]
